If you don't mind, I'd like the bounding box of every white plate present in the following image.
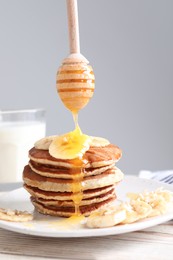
[0,175,172,237]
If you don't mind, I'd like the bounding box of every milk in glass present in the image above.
[0,110,46,182]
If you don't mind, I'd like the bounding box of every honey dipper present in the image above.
[56,0,95,113]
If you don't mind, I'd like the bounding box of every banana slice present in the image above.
[86,207,126,228]
[34,135,109,151]
[0,208,33,222]
[121,201,152,224]
[49,126,92,159]
[34,136,57,150]
[127,188,173,218]
[90,136,110,147]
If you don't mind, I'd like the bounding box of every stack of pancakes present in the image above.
[23,140,123,217]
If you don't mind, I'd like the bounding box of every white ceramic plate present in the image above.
[0,175,172,237]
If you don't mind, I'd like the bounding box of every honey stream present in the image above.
[71,112,85,217]
[50,112,87,228]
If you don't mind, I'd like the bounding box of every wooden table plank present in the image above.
[0,221,172,260]
[0,254,53,260]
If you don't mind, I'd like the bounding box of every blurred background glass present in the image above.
[0,109,46,183]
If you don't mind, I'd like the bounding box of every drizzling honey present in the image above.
[70,113,86,216]
[71,161,84,216]
[49,111,91,218]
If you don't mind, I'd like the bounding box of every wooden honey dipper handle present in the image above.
[67,0,80,54]
[64,0,88,64]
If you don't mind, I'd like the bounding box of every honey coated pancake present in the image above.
[24,136,123,218]
[28,160,115,179]
[29,144,122,169]
[24,184,114,200]
[23,165,123,192]
[31,196,115,217]
[32,188,115,207]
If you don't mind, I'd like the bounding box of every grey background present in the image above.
[0,0,172,175]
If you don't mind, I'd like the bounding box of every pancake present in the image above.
[24,184,115,200]
[23,165,123,192]
[31,188,115,207]
[29,144,122,169]
[28,160,115,179]
[31,196,115,217]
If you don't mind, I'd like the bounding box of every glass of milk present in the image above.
[0,109,46,183]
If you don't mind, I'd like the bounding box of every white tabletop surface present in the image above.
[0,183,172,260]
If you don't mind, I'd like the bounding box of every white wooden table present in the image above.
[0,186,173,260]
